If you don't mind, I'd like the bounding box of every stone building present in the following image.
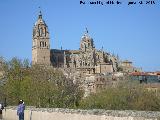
[63,31,116,74]
[32,11,50,65]
[119,60,142,73]
[32,11,119,74]
[84,74,111,97]
[31,11,145,96]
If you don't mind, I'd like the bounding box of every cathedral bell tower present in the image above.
[80,28,95,52]
[32,11,50,65]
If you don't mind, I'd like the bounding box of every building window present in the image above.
[85,44,86,51]
[40,42,42,47]
[98,55,99,59]
[40,41,46,47]
[39,28,43,36]
[88,43,90,47]
[44,27,46,36]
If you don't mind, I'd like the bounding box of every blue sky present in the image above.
[0,0,160,71]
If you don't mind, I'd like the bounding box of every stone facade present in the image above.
[120,60,142,73]
[84,74,113,97]
[32,12,119,74]
[63,31,118,74]
[32,11,50,65]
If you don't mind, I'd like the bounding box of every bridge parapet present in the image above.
[2,107,160,120]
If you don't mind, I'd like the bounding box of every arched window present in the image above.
[40,41,45,47]
[80,62,82,66]
[44,27,46,36]
[84,44,86,52]
[40,42,42,47]
[98,55,99,59]
[88,43,90,47]
[43,41,45,47]
[39,27,43,36]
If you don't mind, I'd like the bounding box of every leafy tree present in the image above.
[2,57,83,108]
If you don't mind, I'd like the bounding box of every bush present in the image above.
[79,81,160,111]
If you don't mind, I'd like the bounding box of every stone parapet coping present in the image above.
[6,106,160,118]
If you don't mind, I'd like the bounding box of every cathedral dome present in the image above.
[80,28,95,51]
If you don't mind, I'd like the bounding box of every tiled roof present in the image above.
[130,72,160,76]
[130,72,149,76]
[156,72,160,75]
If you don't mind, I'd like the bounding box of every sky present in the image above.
[0,0,160,71]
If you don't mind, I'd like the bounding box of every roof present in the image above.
[130,72,149,76]
[34,11,46,26]
[156,72,160,75]
[130,72,160,76]
[70,50,80,54]
[122,60,132,63]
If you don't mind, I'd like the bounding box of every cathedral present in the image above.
[32,11,121,74]
[31,11,141,96]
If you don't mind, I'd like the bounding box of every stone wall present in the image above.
[2,107,160,120]
[95,64,113,73]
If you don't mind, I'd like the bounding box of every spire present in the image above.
[38,10,42,19]
[101,46,103,51]
[85,27,88,34]
[83,27,89,37]
[38,7,42,19]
